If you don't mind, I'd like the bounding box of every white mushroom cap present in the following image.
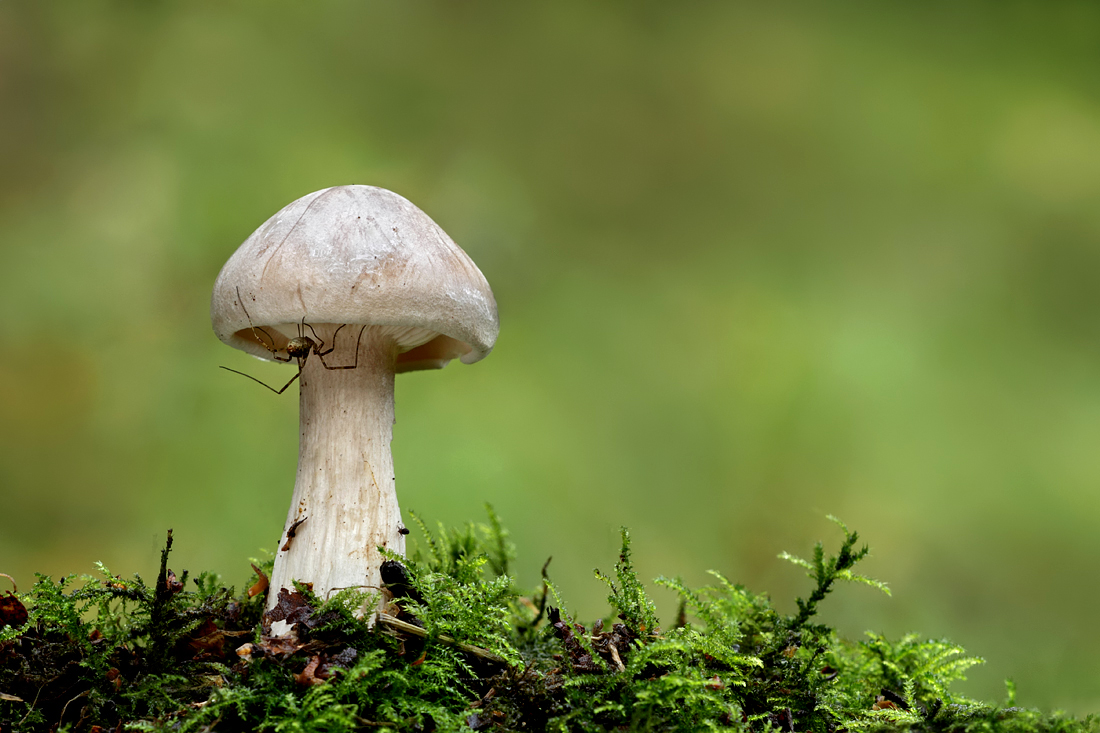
[211,185,498,372]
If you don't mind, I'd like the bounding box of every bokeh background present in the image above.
[3,1,1100,713]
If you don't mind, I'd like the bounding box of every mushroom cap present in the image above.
[211,185,498,371]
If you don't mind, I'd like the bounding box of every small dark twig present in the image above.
[149,529,176,671]
[16,686,42,727]
[57,690,89,729]
[519,557,552,633]
[354,717,394,728]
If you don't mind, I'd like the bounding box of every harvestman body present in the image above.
[220,286,368,394]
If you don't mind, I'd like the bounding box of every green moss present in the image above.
[0,511,1095,732]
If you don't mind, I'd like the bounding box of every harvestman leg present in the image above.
[236,286,292,363]
[221,290,369,392]
[222,286,300,392]
[221,365,303,395]
[307,323,369,370]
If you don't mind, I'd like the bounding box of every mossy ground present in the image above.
[0,510,1095,733]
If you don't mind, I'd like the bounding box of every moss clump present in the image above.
[0,510,1095,732]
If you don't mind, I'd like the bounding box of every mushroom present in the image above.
[210,185,498,616]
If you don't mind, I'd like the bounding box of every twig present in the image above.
[376,613,508,666]
[608,642,625,672]
[197,716,223,733]
[57,690,88,729]
[17,686,42,727]
[517,556,552,633]
[533,556,551,625]
[354,714,427,728]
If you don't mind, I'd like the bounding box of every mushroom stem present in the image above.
[266,324,405,614]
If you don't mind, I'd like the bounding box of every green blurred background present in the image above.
[3,1,1100,713]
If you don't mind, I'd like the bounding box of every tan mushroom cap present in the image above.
[211,185,498,372]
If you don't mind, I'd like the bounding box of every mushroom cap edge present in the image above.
[210,185,499,370]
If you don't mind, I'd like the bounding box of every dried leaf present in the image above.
[263,587,313,634]
[294,655,323,687]
[262,587,339,638]
[0,591,27,629]
[256,634,309,658]
[548,607,601,674]
[165,570,184,594]
[248,563,269,598]
[236,642,256,662]
[187,618,225,655]
[281,517,308,552]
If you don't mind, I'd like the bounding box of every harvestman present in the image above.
[220,286,368,394]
